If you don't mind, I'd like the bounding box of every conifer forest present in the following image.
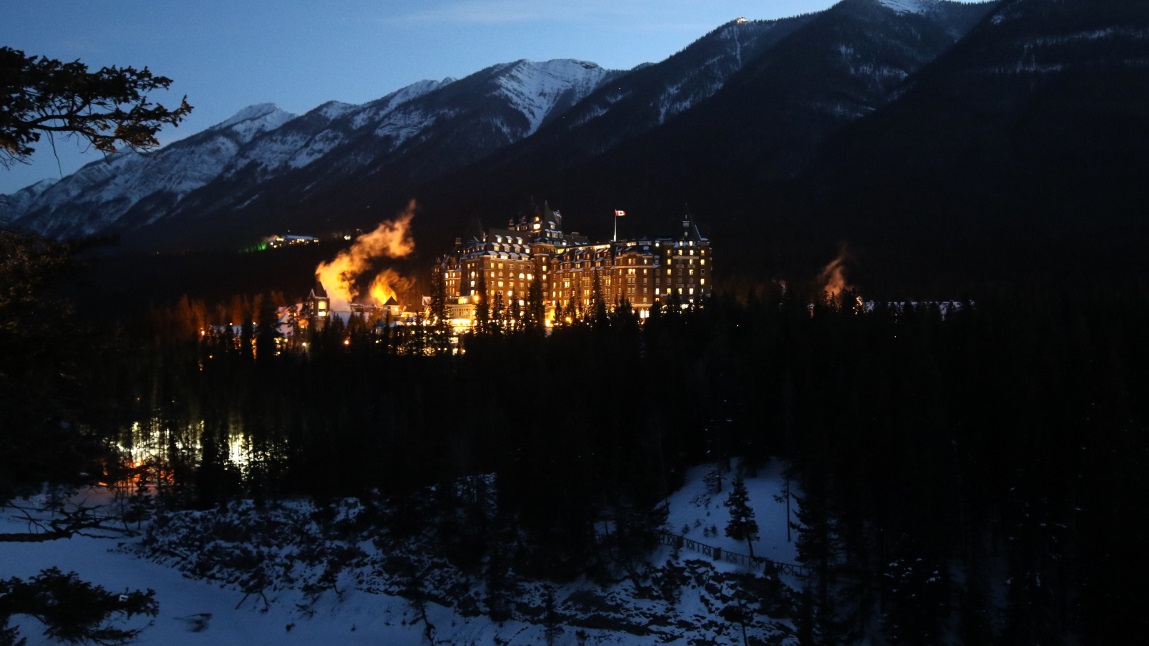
[4,229,1146,643]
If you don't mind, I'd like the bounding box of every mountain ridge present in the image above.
[8,0,1148,293]
[4,2,998,248]
[1,59,613,241]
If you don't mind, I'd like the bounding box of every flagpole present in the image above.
[613,209,617,243]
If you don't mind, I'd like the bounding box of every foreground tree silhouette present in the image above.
[0,49,191,502]
[0,567,158,645]
[0,231,99,502]
[0,46,192,167]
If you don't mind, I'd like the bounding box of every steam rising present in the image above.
[369,268,415,307]
[819,245,853,305]
[315,201,416,311]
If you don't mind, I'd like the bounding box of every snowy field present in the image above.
[1,460,801,645]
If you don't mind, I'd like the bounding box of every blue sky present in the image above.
[1,1,847,194]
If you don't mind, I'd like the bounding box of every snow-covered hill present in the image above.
[0,461,803,645]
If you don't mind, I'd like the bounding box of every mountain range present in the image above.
[4,0,1147,296]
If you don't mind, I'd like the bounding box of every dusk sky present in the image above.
[2,1,877,194]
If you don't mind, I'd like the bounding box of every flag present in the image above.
[614,209,626,217]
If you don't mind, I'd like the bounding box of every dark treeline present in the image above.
[5,240,1148,642]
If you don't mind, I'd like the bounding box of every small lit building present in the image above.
[302,284,330,330]
[268,234,319,248]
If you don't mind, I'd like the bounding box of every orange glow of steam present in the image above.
[315,201,416,311]
[369,268,415,306]
[818,248,854,306]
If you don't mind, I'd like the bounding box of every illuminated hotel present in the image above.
[433,206,711,327]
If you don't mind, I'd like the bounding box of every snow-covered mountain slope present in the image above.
[2,104,295,238]
[455,0,996,209]
[0,177,57,218]
[228,80,453,178]
[492,59,609,134]
[371,58,613,153]
[879,0,937,15]
[528,17,814,156]
[2,60,611,242]
[211,103,296,142]
[0,0,995,247]
[442,15,818,191]
[153,59,614,246]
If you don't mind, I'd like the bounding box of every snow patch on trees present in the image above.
[879,0,937,15]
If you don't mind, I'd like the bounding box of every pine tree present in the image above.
[430,266,447,324]
[475,272,490,334]
[564,287,579,324]
[492,292,505,332]
[792,473,846,644]
[255,296,279,362]
[724,472,759,558]
[591,270,608,327]
[526,276,546,332]
[0,568,158,645]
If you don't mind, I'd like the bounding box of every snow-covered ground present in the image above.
[1,460,802,645]
[663,459,800,568]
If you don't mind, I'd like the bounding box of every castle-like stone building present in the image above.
[433,206,711,327]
